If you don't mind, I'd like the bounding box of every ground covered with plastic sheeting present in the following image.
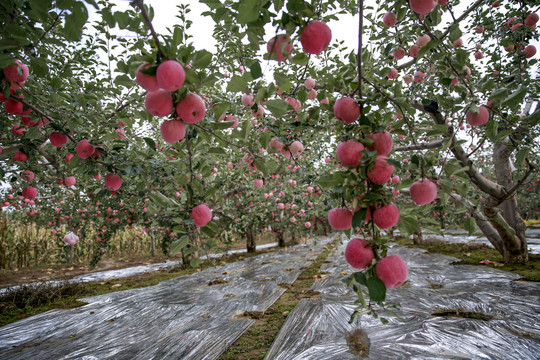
[0,242,279,295]
[0,237,333,360]
[265,240,540,360]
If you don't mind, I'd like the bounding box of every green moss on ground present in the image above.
[217,241,337,360]
[394,237,540,281]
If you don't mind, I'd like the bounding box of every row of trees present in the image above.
[0,0,538,308]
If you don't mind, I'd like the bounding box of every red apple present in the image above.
[22,186,37,199]
[383,12,397,27]
[105,174,123,191]
[21,170,34,182]
[49,132,68,147]
[145,90,173,117]
[409,0,437,17]
[156,60,185,92]
[176,93,206,124]
[191,203,212,227]
[345,238,375,269]
[373,204,400,229]
[135,64,160,91]
[376,254,408,288]
[337,140,364,167]
[304,78,316,90]
[328,208,353,230]
[368,131,393,156]
[289,141,304,156]
[3,60,29,83]
[300,21,332,55]
[267,34,293,62]
[160,119,186,143]
[334,97,360,124]
[65,176,76,187]
[76,140,95,159]
[367,156,394,184]
[410,179,438,204]
[466,106,489,126]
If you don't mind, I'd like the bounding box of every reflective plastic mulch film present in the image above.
[265,238,540,359]
[0,237,333,360]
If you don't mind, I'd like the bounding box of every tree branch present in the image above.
[394,139,444,152]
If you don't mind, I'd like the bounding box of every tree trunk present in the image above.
[413,231,424,245]
[245,228,256,253]
[489,140,529,264]
[276,229,285,247]
[150,232,155,257]
[290,230,298,245]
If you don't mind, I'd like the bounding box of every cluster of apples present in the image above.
[266,20,332,63]
[136,60,206,144]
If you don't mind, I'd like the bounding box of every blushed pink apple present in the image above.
[328,208,353,230]
[304,78,316,89]
[104,174,123,191]
[525,13,539,28]
[466,106,489,126]
[376,254,408,288]
[156,60,185,92]
[22,170,34,182]
[191,203,212,226]
[410,179,438,204]
[65,176,76,187]
[289,141,304,156]
[388,67,398,79]
[373,204,400,229]
[307,89,317,100]
[409,0,437,17]
[334,97,360,124]
[267,34,293,62]
[523,45,536,58]
[251,104,264,118]
[254,179,263,188]
[367,156,394,184]
[392,48,405,60]
[76,140,95,159]
[242,94,255,108]
[383,12,396,27]
[22,186,37,199]
[345,238,375,269]
[300,21,332,54]
[176,93,206,124]
[414,70,426,84]
[304,221,311,228]
[453,38,463,48]
[160,119,186,143]
[337,140,364,167]
[145,90,173,117]
[63,232,79,246]
[49,132,68,147]
[3,60,29,83]
[409,44,419,57]
[417,34,431,47]
[368,131,393,156]
[135,64,160,91]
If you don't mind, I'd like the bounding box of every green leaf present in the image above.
[265,99,288,117]
[398,215,420,236]
[515,148,528,169]
[353,272,367,286]
[366,276,386,302]
[237,0,260,24]
[486,120,498,141]
[253,158,268,176]
[191,50,213,69]
[227,74,250,93]
[250,61,262,79]
[170,235,190,255]
[144,137,156,151]
[318,172,345,188]
[464,217,477,235]
[208,147,227,155]
[0,39,19,50]
[274,71,291,91]
[501,85,527,109]
[352,208,367,228]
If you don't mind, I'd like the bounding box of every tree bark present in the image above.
[245,228,256,253]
